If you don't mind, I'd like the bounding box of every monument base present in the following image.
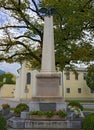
[32,96,64,102]
[29,101,67,111]
[36,73,61,96]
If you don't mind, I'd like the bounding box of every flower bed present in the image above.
[2,104,10,109]
[30,115,66,121]
[29,110,67,121]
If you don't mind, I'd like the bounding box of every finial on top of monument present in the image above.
[39,7,57,17]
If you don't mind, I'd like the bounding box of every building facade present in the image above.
[63,68,94,100]
[14,62,38,100]
[14,63,94,101]
[0,84,15,98]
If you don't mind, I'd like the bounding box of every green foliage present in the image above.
[55,110,67,118]
[14,108,22,117]
[14,103,29,117]
[86,65,94,90]
[82,113,94,130]
[41,0,94,70]
[29,110,44,116]
[0,115,7,130]
[0,82,3,88]
[0,0,94,70]
[29,110,67,118]
[66,100,94,103]
[68,100,83,111]
[2,104,10,109]
[0,73,16,84]
[44,110,54,118]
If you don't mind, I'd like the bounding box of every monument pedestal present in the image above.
[36,73,61,97]
[29,73,66,111]
[32,96,63,102]
[32,72,64,102]
[29,102,67,111]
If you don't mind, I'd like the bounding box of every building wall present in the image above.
[14,62,94,100]
[0,84,15,98]
[14,61,38,100]
[63,69,94,100]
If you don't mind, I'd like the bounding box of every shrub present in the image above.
[0,115,7,130]
[82,113,94,130]
[2,103,10,109]
[0,82,3,88]
[16,103,29,110]
[14,103,29,117]
[29,110,44,116]
[55,110,67,118]
[14,108,22,117]
[44,110,54,118]
[29,110,67,118]
[68,100,83,111]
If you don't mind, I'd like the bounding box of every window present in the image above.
[66,88,70,93]
[91,89,94,93]
[78,88,81,93]
[83,73,86,80]
[66,73,70,80]
[26,72,31,85]
[75,73,78,80]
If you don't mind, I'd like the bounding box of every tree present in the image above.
[86,64,94,90]
[0,0,94,70]
[0,73,16,86]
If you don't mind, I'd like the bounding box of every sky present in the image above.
[0,62,21,76]
[0,1,38,76]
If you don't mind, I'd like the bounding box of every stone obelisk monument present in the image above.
[41,16,56,73]
[33,9,63,101]
[30,8,66,111]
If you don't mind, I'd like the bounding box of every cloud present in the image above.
[0,62,21,75]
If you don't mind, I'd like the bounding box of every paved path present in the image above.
[0,98,94,109]
[8,128,29,130]
[0,98,20,108]
[8,128,82,130]
[0,98,29,108]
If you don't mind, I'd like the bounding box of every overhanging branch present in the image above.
[14,35,41,43]
[0,25,29,30]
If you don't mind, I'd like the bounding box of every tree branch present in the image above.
[14,35,41,43]
[31,0,44,20]
[15,41,41,62]
[0,25,29,30]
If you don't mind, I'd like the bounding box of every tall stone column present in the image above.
[33,15,62,101]
[41,16,56,73]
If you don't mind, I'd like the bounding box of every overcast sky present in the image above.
[0,1,39,76]
[0,62,21,76]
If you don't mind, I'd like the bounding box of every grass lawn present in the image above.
[66,100,94,103]
[84,108,94,111]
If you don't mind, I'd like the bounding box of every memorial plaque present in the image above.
[36,75,60,96]
[39,103,56,111]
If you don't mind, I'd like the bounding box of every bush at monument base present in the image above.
[30,115,66,121]
[82,113,94,130]
[2,103,10,109]
[14,103,29,117]
[68,100,83,111]
[0,115,7,130]
[29,110,67,120]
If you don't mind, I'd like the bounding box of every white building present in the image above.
[14,62,94,101]
[14,61,38,100]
